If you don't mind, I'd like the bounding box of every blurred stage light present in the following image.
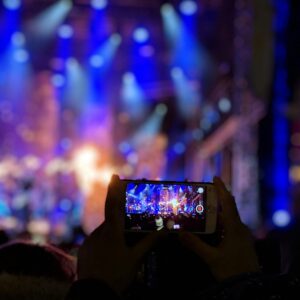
[131,104,167,144]
[161,3,174,16]
[192,129,203,140]
[121,72,148,121]
[179,0,198,16]
[173,142,186,154]
[139,45,155,57]
[52,74,66,87]
[161,3,181,41]
[272,210,291,227]
[3,0,21,10]
[218,97,232,113]
[29,0,73,38]
[171,67,184,79]
[110,33,122,46]
[118,141,131,154]
[133,28,149,43]
[58,24,74,38]
[90,33,122,71]
[89,54,104,68]
[13,49,29,63]
[155,103,168,116]
[91,0,107,10]
[60,199,72,212]
[11,32,25,46]
[171,67,200,119]
[127,152,139,164]
[123,72,136,84]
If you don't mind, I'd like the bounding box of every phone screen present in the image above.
[125,182,207,232]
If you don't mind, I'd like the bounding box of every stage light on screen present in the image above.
[58,24,74,38]
[3,0,21,10]
[91,0,107,10]
[11,32,25,47]
[133,28,149,43]
[179,1,198,16]
[218,97,232,113]
[272,210,291,227]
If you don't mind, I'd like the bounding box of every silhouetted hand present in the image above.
[179,176,260,281]
[77,175,165,295]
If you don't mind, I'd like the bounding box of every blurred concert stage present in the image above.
[0,0,274,242]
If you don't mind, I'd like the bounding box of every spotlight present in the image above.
[171,67,184,79]
[161,3,174,15]
[173,142,186,154]
[91,0,107,10]
[123,72,136,84]
[133,28,149,43]
[52,74,66,87]
[11,32,25,47]
[110,33,122,46]
[179,0,198,16]
[3,0,21,10]
[58,24,74,38]
[218,97,232,113]
[89,55,104,68]
[13,49,29,63]
[272,210,291,227]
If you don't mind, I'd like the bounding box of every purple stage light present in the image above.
[58,24,74,38]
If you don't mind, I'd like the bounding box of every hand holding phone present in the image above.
[123,179,217,234]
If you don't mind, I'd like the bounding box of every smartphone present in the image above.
[123,179,217,234]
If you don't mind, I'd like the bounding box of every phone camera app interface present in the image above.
[125,183,206,232]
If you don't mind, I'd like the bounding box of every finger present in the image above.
[131,230,168,263]
[213,176,241,226]
[178,231,216,264]
[105,174,126,233]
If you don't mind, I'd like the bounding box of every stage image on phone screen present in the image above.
[125,182,206,232]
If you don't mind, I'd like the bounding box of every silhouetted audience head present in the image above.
[0,240,76,300]
[0,240,76,282]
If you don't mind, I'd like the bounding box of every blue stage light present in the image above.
[218,97,232,113]
[91,0,107,10]
[3,0,21,10]
[110,33,122,46]
[139,45,155,57]
[179,1,198,16]
[173,142,186,154]
[133,28,149,43]
[11,32,25,46]
[58,24,73,38]
[171,67,184,79]
[272,210,291,227]
[13,49,29,63]
[29,0,73,38]
[89,55,104,68]
[52,74,66,87]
